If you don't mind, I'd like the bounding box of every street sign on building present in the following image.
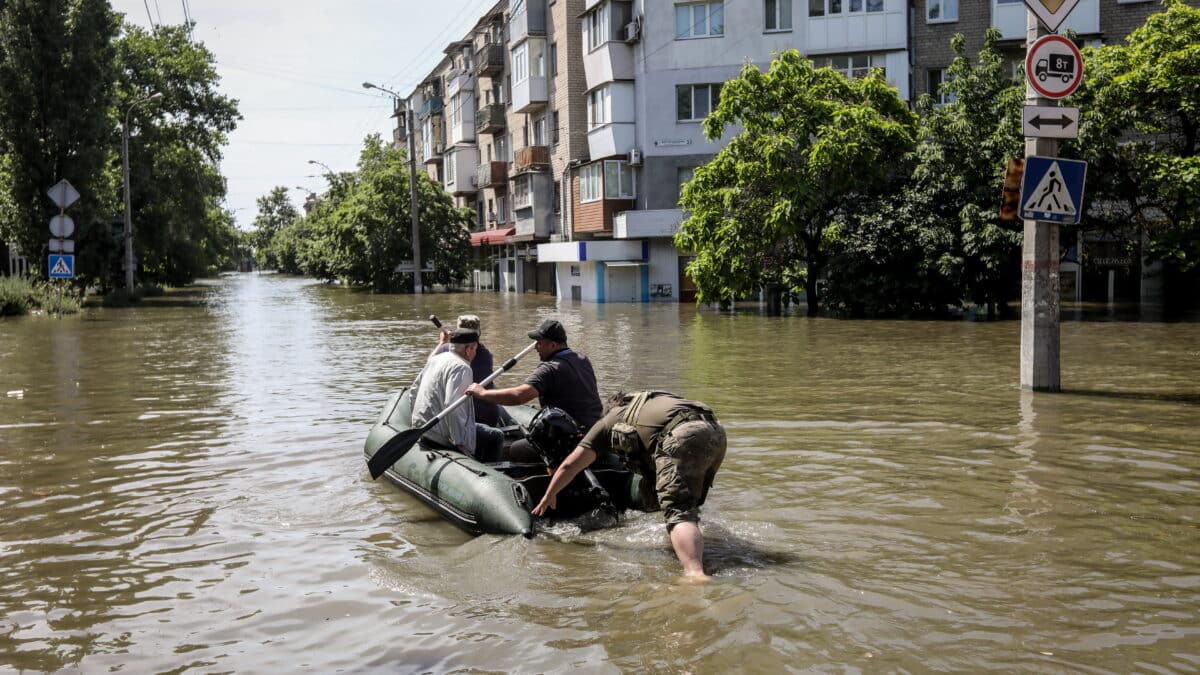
[48,254,74,279]
[46,179,80,210]
[1022,105,1080,139]
[1026,35,1084,99]
[1020,156,1087,224]
[1023,0,1083,33]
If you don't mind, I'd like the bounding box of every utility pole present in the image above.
[363,82,423,294]
[121,92,163,291]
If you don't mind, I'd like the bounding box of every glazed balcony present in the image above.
[475,43,505,76]
[512,145,550,175]
[508,0,547,46]
[419,96,444,119]
[476,161,509,189]
[475,103,506,135]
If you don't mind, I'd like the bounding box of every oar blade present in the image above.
[367,426,426,479]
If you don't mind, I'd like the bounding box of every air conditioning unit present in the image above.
[628,148,643,166]
[624,19,641,44]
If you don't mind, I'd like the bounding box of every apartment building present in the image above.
[536,0,909,302]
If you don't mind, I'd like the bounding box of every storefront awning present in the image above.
[470,227,515,247]
[603,260,648,267]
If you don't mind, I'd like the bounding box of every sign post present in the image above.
[46,180,79,280]
[1019,15,1083,393]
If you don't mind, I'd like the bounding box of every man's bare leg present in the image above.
[670,522,711,580]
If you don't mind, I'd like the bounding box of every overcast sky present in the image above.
[111,0,496,228]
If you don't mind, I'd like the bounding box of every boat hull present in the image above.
[364,390,650,536]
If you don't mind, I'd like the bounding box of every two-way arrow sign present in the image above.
[1022,105,1080,139]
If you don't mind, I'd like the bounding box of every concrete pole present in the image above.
[406,104,423,295]
[1020,12,1061,392]
[122,113,134,291]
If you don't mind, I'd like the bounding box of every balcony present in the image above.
[512,73,548,113]
[446,70,474,99]
[614,209,684,239]
[419,96,443,119]
[423,142,444,164]
[476,161,509,189]
[475,103,506,135]
[475,43,505,76]
[512,145,550,175]
[508,0,547,46]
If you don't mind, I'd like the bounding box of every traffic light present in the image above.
[999,158,1025,222]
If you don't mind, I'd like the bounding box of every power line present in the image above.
[383,0,495,93]
[142,0,156,27]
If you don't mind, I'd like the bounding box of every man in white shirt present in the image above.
[410,328,482,456]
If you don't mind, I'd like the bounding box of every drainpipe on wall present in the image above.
[563,158,582,242]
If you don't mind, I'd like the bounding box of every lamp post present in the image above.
[362,81,422,294]
[306,159,334,175]
[122,91,163,291]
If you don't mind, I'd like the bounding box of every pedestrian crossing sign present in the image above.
[1019,156,1087,224]
[48,254,74,279]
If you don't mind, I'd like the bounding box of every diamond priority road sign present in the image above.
[1023,0,1083,33]
[46,179,80,210]
[1026,35,1084,100]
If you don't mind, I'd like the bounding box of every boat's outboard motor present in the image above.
[526,407,581,468]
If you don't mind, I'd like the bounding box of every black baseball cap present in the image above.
[527,319,567,343]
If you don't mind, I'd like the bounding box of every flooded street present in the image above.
[1,274,1197,673]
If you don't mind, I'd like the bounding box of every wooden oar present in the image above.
[367,341,538,479]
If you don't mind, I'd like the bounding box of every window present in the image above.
[513,43,528,83]
[497,134,510,161]
[928,68,955,105]
[604,161,635,199]
[675,2,724,38]
[446,152,456,187]
[588,87,611,128]
[580,164,603,202]
[809,0,824,16]
[676,83,722,122]
[822,53,887,80]
[677,166,696,199]
[513,174,533,209]
[497,195,507,222]
[552,110,560,145]
[927,0,957,22]
[586,4,610,51]
[553,180,561,213]
[810,0,877,14]
[449,94,461,128]
[765,0,792,30]
[533,114,547,145]
[549,42,558,75]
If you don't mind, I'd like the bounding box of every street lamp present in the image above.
[363,80,423,295]
[122,91,163,291]
[306,159,334,174]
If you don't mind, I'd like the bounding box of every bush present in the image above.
[0,275,35,316]
[33,280,82,315]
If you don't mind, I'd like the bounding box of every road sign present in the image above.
[46,179,80,210]
[999,158,1026,222]
[1020,156,1087,224]
[48,254,75,279]
[49,214,75,238]
[1023,0,1083,33]
[1026,35,1083,99]
[48,239,75,253]
[1022,105,1080,138]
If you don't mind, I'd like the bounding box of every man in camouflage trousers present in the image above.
[532,390,727,579]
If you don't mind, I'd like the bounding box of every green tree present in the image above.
[251,186,299,270]
[303,135,471,292]
[0,0,119,273]
[893,30,1024,318]
[675,50,917,316]
[1070,0,1200,301]
[115,22,241,286]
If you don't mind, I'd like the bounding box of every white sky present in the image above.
[112,0,496,228]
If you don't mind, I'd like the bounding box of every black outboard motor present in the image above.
[526,407,618,522]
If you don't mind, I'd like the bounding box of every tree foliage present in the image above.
[275,135,473,292]
[826,30,1025,318]
[115,23,242,286]
[0,0,119,268]
[676,50,917,315]
[1070,0,1200,280]
[251,186,299,270]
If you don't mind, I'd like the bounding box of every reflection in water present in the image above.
[0,274,1198,672]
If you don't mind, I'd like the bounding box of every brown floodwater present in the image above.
[1,274,1197,673]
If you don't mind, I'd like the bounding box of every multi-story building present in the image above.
[538,0,909,302]
[396,0,1190,304]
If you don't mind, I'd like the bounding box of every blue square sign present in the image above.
[48,254,74,279]
[1020,156,1087,224]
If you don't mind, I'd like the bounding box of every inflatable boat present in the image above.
[363,388,652,537]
